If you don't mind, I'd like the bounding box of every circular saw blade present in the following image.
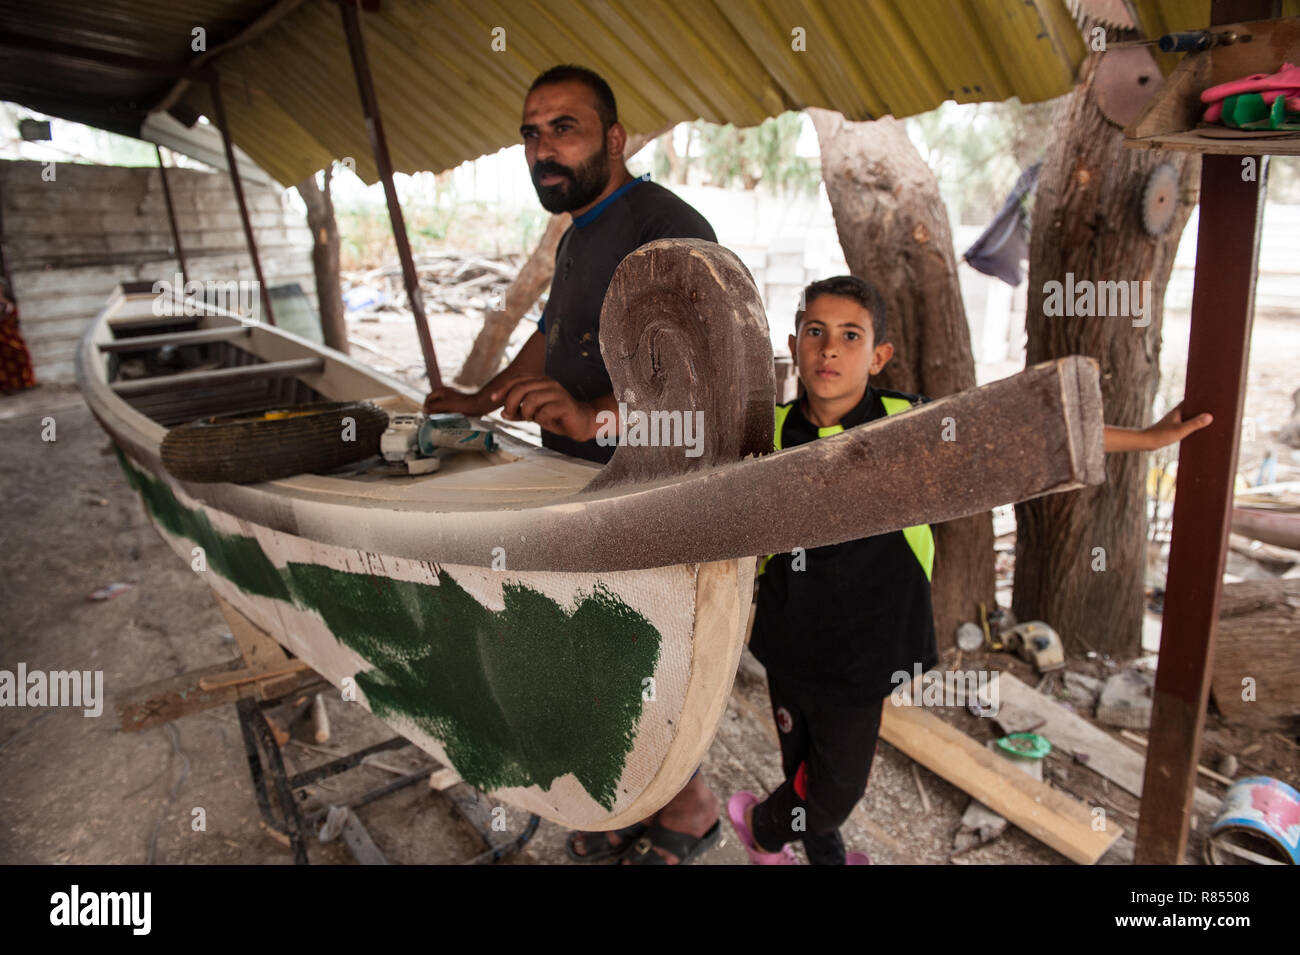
[1142,163,1179,236]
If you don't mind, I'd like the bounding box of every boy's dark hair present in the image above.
[796,275,888,343]
[528,65,618,132]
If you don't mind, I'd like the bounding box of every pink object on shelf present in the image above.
[1201,62,1300,104]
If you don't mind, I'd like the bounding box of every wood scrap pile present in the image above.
[343,251,525,318]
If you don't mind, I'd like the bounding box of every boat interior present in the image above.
[88,284,600,504]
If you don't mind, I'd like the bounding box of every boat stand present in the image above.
[235,679,539,866]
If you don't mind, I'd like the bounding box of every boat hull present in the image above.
[116,447,752,828]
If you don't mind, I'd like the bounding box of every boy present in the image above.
[727,276,1211,865]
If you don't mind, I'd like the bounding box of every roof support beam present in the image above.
[152,0,309,115]
[337,0,442,389]
[0,30,207,80]
[208,75,277,327]
[155,145,188,285]
[1133,0,1271,867]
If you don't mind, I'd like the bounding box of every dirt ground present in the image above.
[1,308,1297,866]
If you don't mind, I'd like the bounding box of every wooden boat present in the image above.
[79,240,1106,829]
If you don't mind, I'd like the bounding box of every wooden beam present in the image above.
[0,30,208,79]
[99,327,250,353]
[1135,1,1270,866]
[337,0,441,388]
[116,660,324,733]
[880,704,1121,865]
[155,145,188,284]
[207,74,277,326]
[110,356,323,397]
[152,0,309,114]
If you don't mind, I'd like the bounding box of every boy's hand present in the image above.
[493,376,597,442]
[1143,402,1214,451]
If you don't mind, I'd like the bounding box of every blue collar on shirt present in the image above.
[572,173,650,228]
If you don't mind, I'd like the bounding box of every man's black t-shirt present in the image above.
[537,176,716,462]
[749,387,939,705]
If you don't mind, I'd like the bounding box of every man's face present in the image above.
[521,81,613,214]
[789,294,892,403]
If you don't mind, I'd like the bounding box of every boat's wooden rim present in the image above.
[79,265,1106,573]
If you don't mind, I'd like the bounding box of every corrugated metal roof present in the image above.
[188,0,1089,185]
[6,1,1094,186]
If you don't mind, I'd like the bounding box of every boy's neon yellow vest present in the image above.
[759,396,935,580]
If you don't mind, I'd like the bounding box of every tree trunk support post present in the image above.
[1133,3,1270,867]
[336,0,442,389]
[155,144,188,285]
[207,74,277,327]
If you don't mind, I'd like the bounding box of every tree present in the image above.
[1014,52,1198,657]
[296,166,348,354]
[809,108,995,645]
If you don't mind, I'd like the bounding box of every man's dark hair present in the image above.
[528,65,618,132]
[795,275,888,343]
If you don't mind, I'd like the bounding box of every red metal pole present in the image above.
[208,74,277,326]
[1132,0,1274,866]
[336,0,441,388]
[155,144,188,285]
[1132,163,1264,863]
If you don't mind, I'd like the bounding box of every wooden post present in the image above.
[154,144,188,285]
[336,0,441,388]
[207,74,277,326]
[1132,0,1272,867]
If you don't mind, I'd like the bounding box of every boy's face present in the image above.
[789,294,893,403]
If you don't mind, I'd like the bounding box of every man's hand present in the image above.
[494,376,597,442]
[423,386,489,416]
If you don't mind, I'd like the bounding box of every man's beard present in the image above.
[531,142,610,214]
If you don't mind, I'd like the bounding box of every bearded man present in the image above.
[424,66,722,863]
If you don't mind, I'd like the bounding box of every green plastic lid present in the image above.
[996,732,1052,759]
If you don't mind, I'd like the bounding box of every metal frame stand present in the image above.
[235,694,538,865]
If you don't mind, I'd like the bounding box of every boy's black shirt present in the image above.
[749,386,939,705]
[537,178,716,463]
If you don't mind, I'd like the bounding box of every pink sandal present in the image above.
[846,851,872,865]
[726,792,800,865]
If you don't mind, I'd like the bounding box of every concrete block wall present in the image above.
[0,160,315,383]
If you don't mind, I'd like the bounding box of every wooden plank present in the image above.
[880,704,1121,865]
[115,660,325,732]
[1119,730,1236,785]
[1126,130,1300,157]
[997,672,1222,820]
[110,356,323,397]
[99,327,251,353]
[215,593,290,668]
[197,660,313,691]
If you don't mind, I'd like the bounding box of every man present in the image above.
[423,65,721,863]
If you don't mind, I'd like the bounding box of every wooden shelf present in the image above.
[1124,16,1300,156]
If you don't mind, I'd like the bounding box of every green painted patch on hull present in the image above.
[286,564,660,810]
[114,448,662,808]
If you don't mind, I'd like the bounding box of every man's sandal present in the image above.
[565,823,648,863]
[621,820,722,865]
